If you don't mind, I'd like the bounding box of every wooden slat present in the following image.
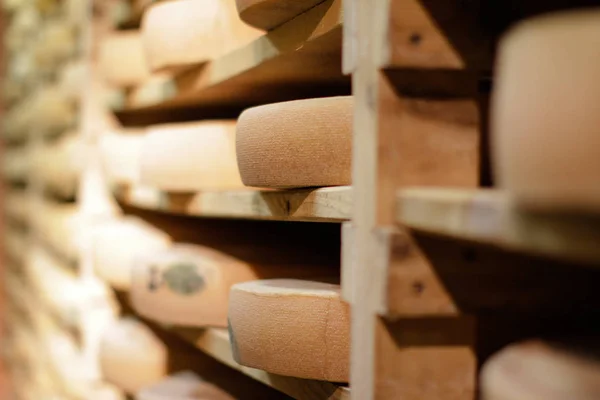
[397,188,600,265]
[114,185,352,222]
[115,0,349,125]
[174,327,350,400]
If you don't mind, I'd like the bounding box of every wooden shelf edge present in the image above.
[114,185,352,222]
[396,188,600,265]
[173,327,350,400]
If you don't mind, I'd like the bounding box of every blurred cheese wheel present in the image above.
[236,97,353,188]
[89,384,126,400]
[32,133,82,198]
[93,218,172,290]
[141,0,262,72]
[6,5,40,52]
[493,10,600,212]
[5,188,28,223]
[3,145,29,183]
[228,279,350,382]
[136,371,234,400]
[99,129,145,186]
[59,60,87,100]
[99,32,152,87]
[32,201,80,261]
[481,340,600,400]
[131,244,332,327]
[34,20,77,69]
[139,121,242,191]
[235,0,326,30]
[4,227,27,264]
[100,318,168,394]
[32,85,78,136]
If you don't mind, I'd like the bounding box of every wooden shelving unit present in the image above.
[114,185,352,222]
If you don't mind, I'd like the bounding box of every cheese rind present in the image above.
[99,129,145,186]
[99,32,152,87]
[100,318,167,394]
[228,279,350,382]
[493,10,600,212]
[141,0,262,72]
[139,121,243,191]
[236,97,353,188]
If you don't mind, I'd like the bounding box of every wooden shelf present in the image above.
[173,327,350,400]
[397,188,600,265]
[114,0,349,125]
[114,185,352,222]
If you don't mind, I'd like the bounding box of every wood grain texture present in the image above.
[235,0,327,30]
[229,280,350,382]
[236,96,353,188]
[174,327,350,400]
[115,0,348,126]
[115,185,352,222]
[397,188,600,264]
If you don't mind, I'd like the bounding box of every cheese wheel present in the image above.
[236,97,353,188]
[493,10,600,212]
[100,318,168,394]
[31,133,82,198]
[32,201,80,261]
[3,145,29,183]
[59,60,87,100]
[93,218,172,290]
[139,121,243,191]
[481,340,600,400]
[235,0,326,30]
[99,129,145,186]
[130,244,324,328]
[31,85,78,136]
[33,20,77,70]
[99,32,152,87]
[228,279,350,382]
[136,372,235,400]
[141,0,262,72]
[6,5,40,52]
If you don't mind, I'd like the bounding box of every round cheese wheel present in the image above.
[141,0,262,72]
[236,97,353,188]
[6,5,40,52]
[99,32,152,88]
[481,340,600,400]
[235,0,326,30]
[99,318,168,394]
[493,10,600,212]
[228,279,350,382]
[92,218,172,290]
[139,121,243,191]
[33,20,77,70]
[99,129,145,186]
[136,371,234,400]
[31,85,78,136]
[31,133,82,198]
[31,201,80,261]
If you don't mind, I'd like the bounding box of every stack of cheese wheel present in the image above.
[99,31,152,88]
[235,0,326,30]
[141,0,262,72]
[30,84,77,136]
[31,133,82,198]
[481,340,600,400]
[99,128,145,187]
[32,201,80,261]
[92,217,172,290]
[139,121,243,191]
[99,318,168,394]
[136,372,234,400]
[228,279,350,382]
[130,244,332,327]
[3,145,29,183]
[236,97,353,188]
[493,9,600,213]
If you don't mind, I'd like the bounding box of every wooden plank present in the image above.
[115,185,352,222]
[397,188,600,265]
[174,327,350,400]
[115,0,349,125]
[235,0,327,30]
